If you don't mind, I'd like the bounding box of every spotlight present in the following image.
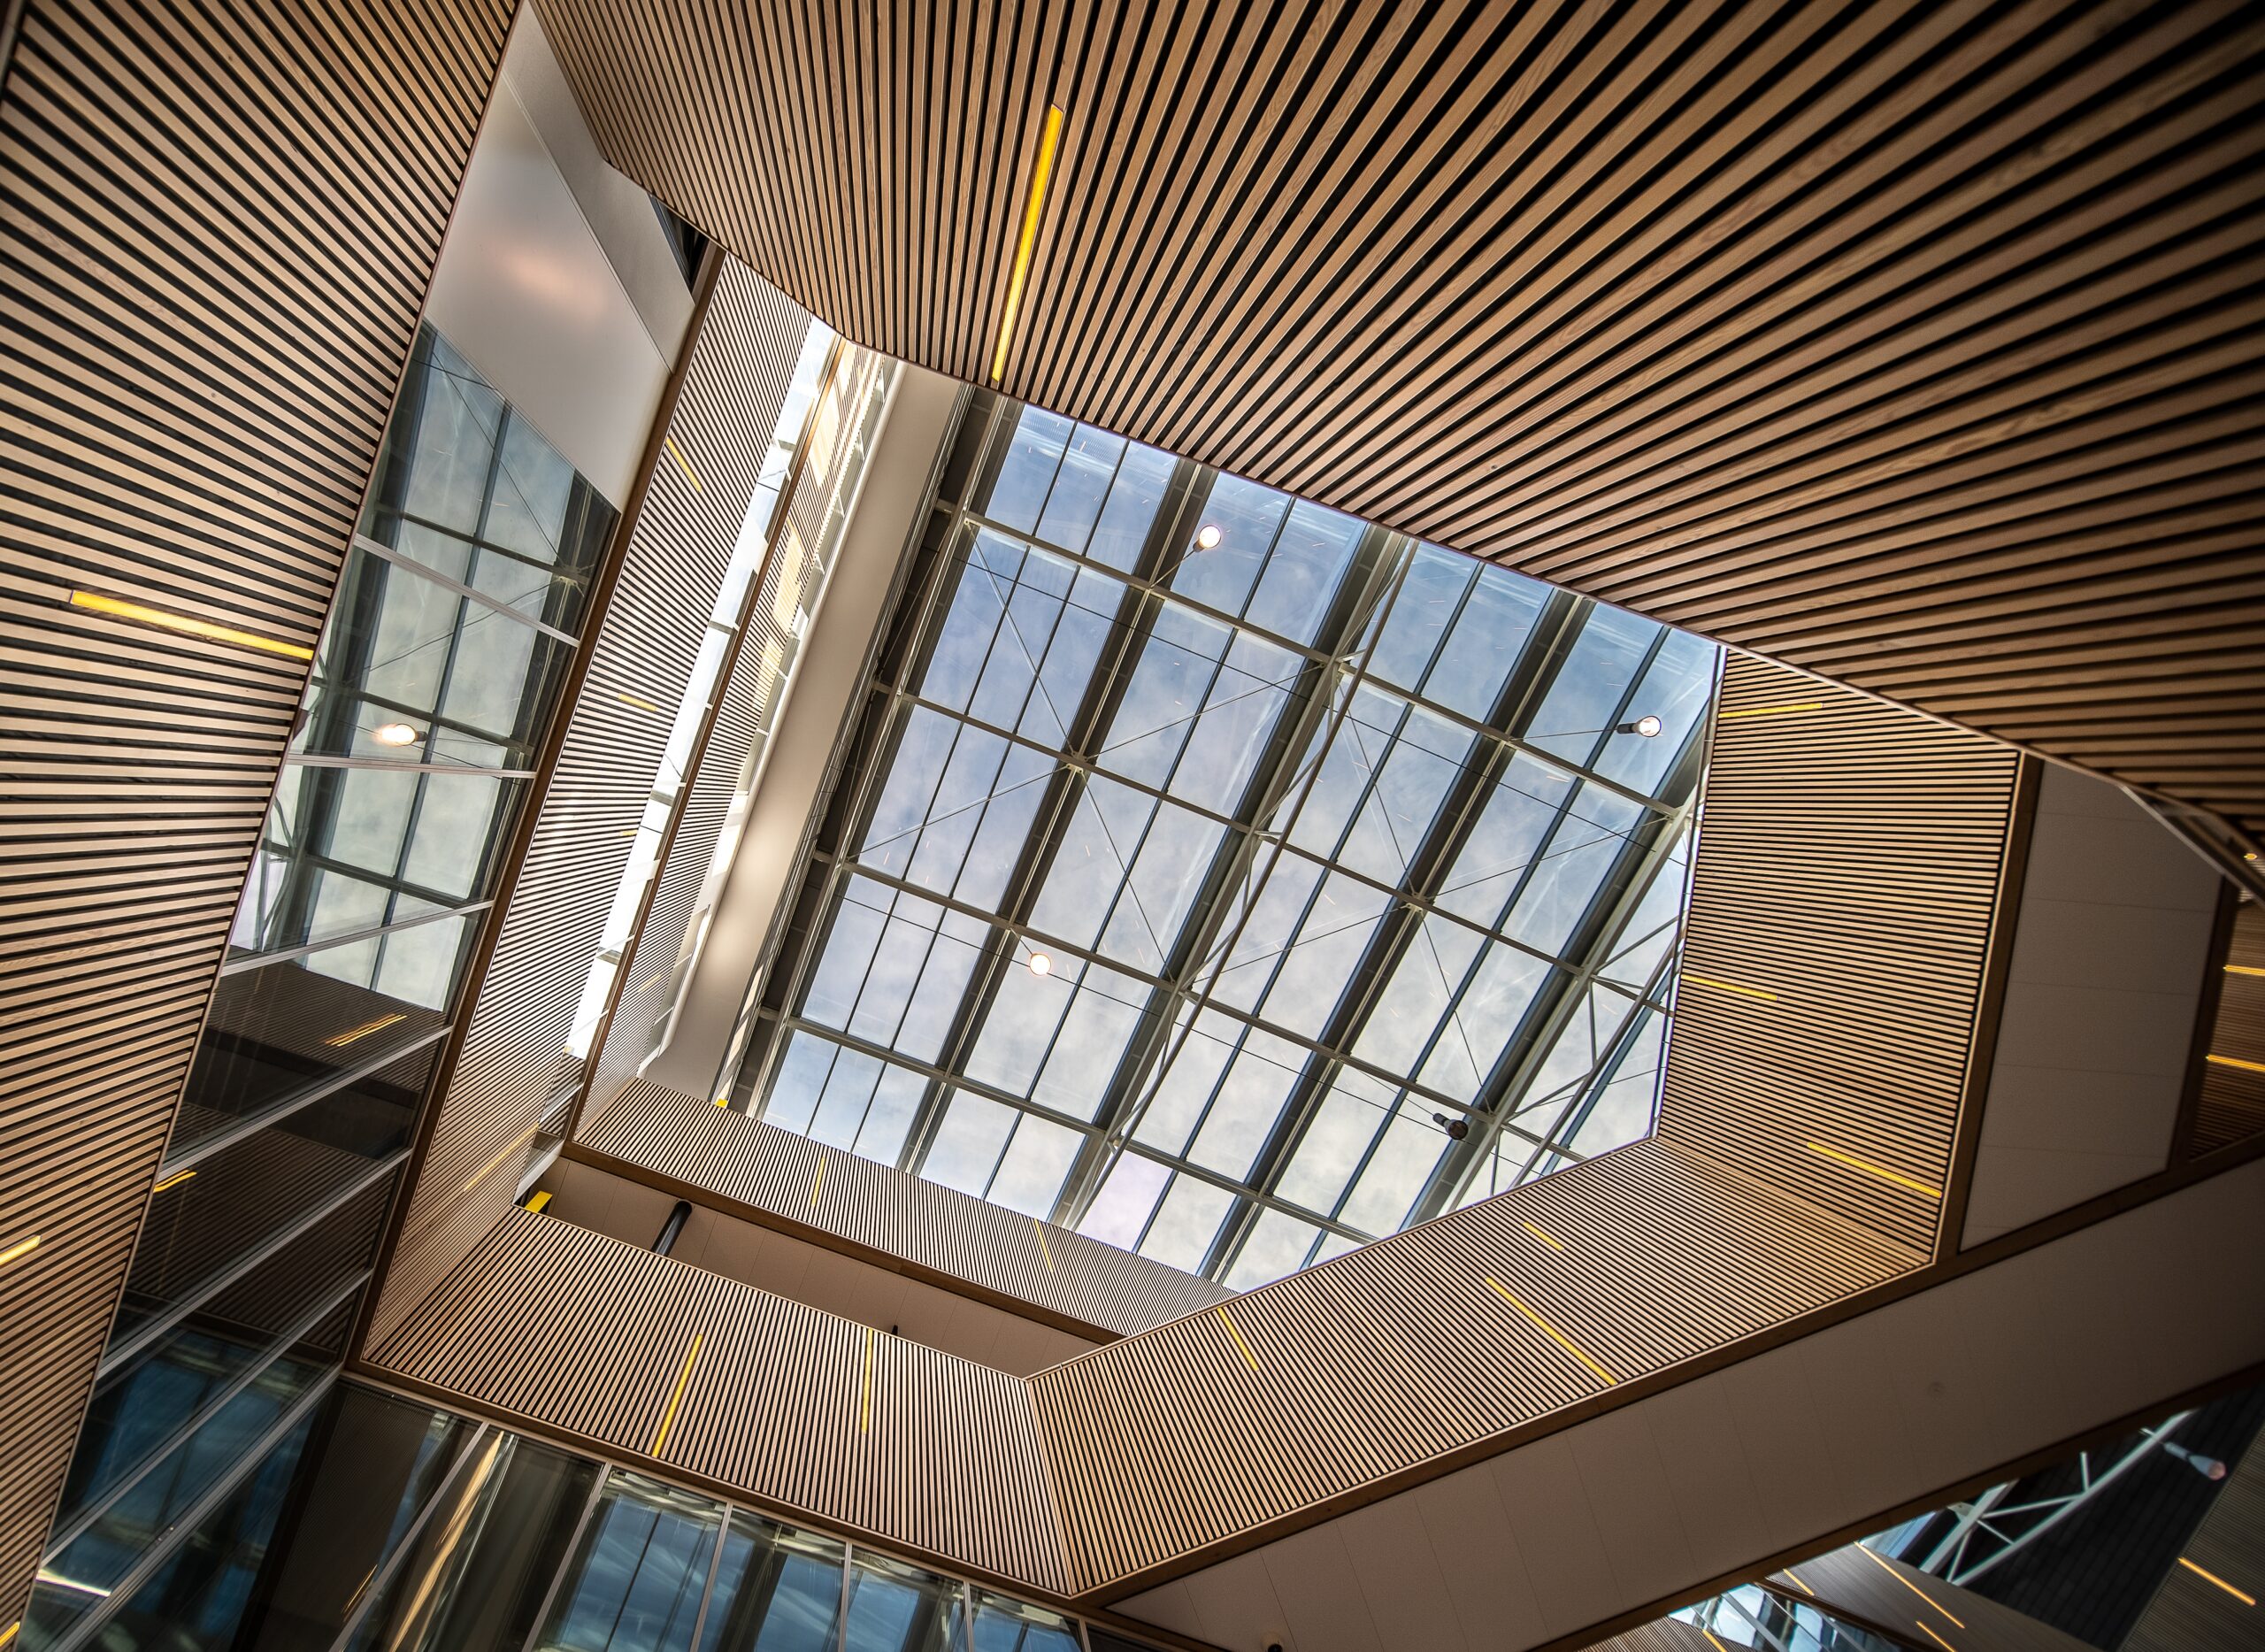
[1432,1111,1470,1141]
[372,722,422,747]
[1028,951,1052,977]
[1616,714,1663,738]
[1194,523,1223,550]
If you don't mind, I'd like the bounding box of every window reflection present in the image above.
[739,396,1716,1285]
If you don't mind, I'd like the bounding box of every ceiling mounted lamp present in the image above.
[1194,524,1224,550]
[1432,1111,1470,1141]
[1027,950,1053,977]
[372,722,423,747]
[1616,714,1664,737]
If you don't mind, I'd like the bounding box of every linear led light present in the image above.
[2207,1053,2265,1075]
[1807,1141,1942,1199]
[1855,1541,1965,1626]
[1484,1276,1615,1384]
[1214,1305,1261,1374]
[652,1331,705,1453]
[461,1123,539,1195]
[989,104,1066,384]
[326,1011,406,1049]
[2224,964,2264,979]
[1518,1218,1565,1252]
[152,1169,196,1194]
[1032,1218,1056,1272]
[0,1236,38,1269]
[663,434,702,491]
[1685,972,1778,1003]
[70,589,313,661]
[2179,1556,2256,1605]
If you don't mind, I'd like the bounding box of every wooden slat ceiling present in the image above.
[367,256,811,1349]
[372,1204,1074,1595]
[1660,656,2027,1253]
[584,1078,1232,1340]
[528,0,2265,842]
[0,0,511,1625]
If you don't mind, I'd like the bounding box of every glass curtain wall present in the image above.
[731,396,1716,1286]
[25,329,618,1650]
[33,1381,1151,1652]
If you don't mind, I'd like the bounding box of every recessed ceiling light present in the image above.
[1194,524,1223,550]
[372,722,422,746]
[1028,951,1052,976]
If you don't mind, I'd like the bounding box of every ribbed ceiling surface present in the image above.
[533,0,2265,840]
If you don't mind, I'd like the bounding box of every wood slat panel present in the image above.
[2192,897,2265,1155]
[1659,656,2025,1253]
[0,0,510,1623]
[527,0,2265,843]
[1030,1138,1916,1597]
[2121,1426,2265,1652]
[580,343,894,1111]
[366,256,811,1348]
[1763,1546,2096,1652]
[586,1078,1230,1339]
[370,1205,1071,1594]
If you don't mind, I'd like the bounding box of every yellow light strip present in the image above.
[1685,973,1778,1003]
[153,1169,196,1195]
[988,104,1066,384]
[1701,1631,1727,1651]
[1857,1542,1964,1625]
[1485,1276,1615,1384]
[326,1011,405,1048]
[1808,1141,1942,1199]
[715,1094,731,1108]
[2179,1556,2256,1605]
[462,1124,538,1194]
[2223,964,2264,979]
[1518,1218,1565,1252]
[862,1326,876,1433]
[2207,1053,2265,1076]
[1,1620,18,1646]
[1215,1305,1261,1374]
[70,589,313,661]
[1916,1624,1957,1652]
[524,1190,552,1214]
[618,692,663,714]
[650,1331,703,1454]
[1781,1568,1814,1596]
[0,1236,41,1269]
[811,1154,825,1207]
[1722,700,1824,720]
[1033,1218,1056,1272]
[663,434,702,491]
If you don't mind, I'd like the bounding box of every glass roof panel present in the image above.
[733,396,1716,1287]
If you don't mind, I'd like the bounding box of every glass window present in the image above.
[745,396,1716,1281]
[537,1471,724,1652]
[344,1433,600,1652]
[695,1511,845,1652]
[842,1547,962,1652]
[26,1357,328,1643]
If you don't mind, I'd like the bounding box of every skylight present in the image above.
[730,397,1716,1287]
